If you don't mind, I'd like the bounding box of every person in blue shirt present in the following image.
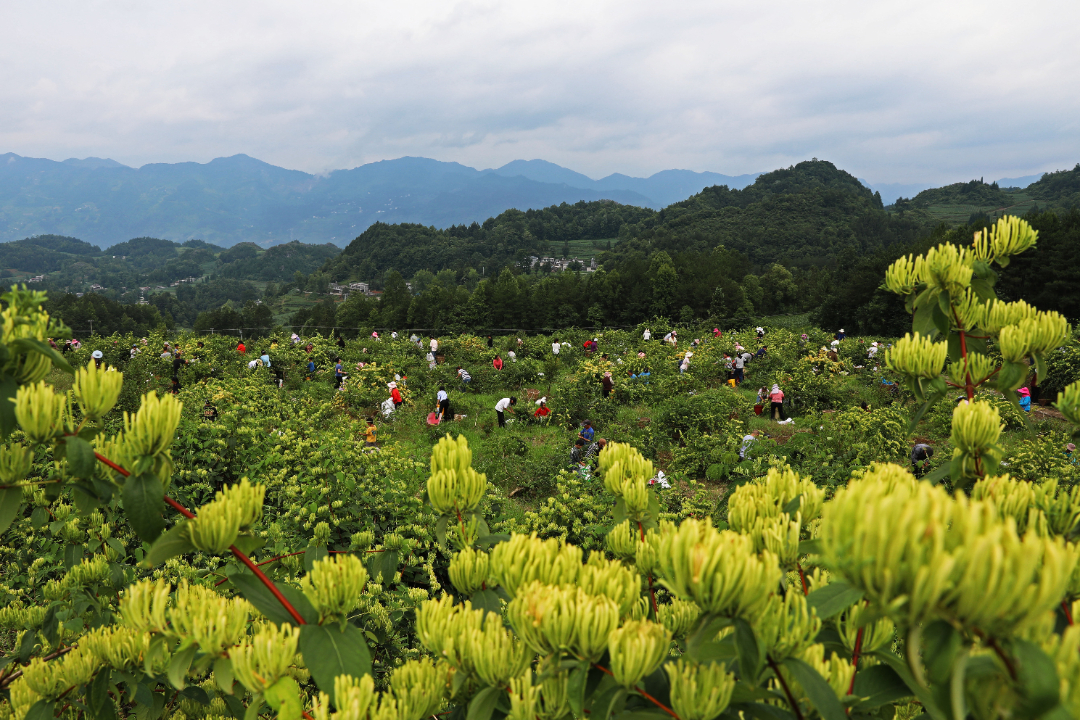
[334,357,345,389]
[579,420,595,443]
[639,368,651,384]
[260,352,271,367]
[1018,387,1031,411]
[306,359,316,379]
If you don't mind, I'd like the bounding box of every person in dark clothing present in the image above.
[570,438,586,465]
[601,372,614,399]
[911,444,934,477]
[487,335,494,348]
[203,401,218,420]
[172,353,187,379]
[337,336,346,349]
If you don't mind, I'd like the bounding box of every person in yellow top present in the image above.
[364,417,377,449]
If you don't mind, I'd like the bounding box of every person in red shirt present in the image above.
[492,355,504,370]
[389,381,403,406]
[237,341,246,354]
[534,397,551,419]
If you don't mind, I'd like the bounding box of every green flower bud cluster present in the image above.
[14,381,67,445]
[837,603,894,657]
[577,552,640,616]
[63,555,110,588]
[665,658,736,720]
[120,578,172,634]
[427,435,487,515]
[782,645,855,703]
[301,554,369,620]
[951,352,997,387]
[327,674,376,720]
[657,598,701,639]
[231,623,301,693]
[448,546,490,595]
[489,533,583,598]
[598,442,654,517]
[999,312,1071,363]
[884,333,948,380]
[1043,625,1080,718]
[72,360,123,421]
[185,478,266,554]
[981,297,1037,335]
[389,658,446,720]
[1057,381,1080,426]
[537,670,570,720]
[314,521,332,545]
[972,216,1039,265]
[13,351,52,385]
[605,520,638,561]
[0,603,46,630]
[950,401,1003,479]
[1033,479,1080,538]
[634,528,663,577]
[752,591,821,662]
[657,519,780,619]
[972,475,1037,533]
[415,595,531,683]
[0,443,32,485]
[468,612,531,687]
[883,254,918,296]
[77,625,150,671]
[727,466,823,532]
[507,673,539,720]
[123,391,182,457]
[0,287,53,345]
[506,580,619,661]
[350,530,375,551]
[607,619,671,688]
[916,242,975,295]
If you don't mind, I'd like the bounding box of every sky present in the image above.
[3,0,1079,184]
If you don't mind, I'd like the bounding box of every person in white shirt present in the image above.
[740,430,759,458]
[733,354,745,384]
[643,328,651,341]
[430,338,438,353]
[552,340,561,355]
[868,342,879,359]
[391,331,398,339]
[495,397,517,427]
[436,387,449,421]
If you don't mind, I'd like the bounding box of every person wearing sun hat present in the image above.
[1017,386,1031,412]
[1067,443,1077,464]
[388,381,403,407]
[91,350,104,369]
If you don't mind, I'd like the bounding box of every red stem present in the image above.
[213,549,350,586]
[767,656,805,720]
[94,452,307,627]
[796,563,809,596]
[592,664,680,719]
[847,626,865,696]
[1064,600,1074,626]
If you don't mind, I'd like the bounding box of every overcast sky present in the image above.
[3,0,1078,184]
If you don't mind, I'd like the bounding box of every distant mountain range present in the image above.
[0,153,761,249]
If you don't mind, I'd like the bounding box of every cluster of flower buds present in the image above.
[506,580,620,661]
[883,254,918,296]
[915,242,975,295]
[123,392,182,458]
[971,216,1039,266]
[489,533,583,598]
[168,581,252,657]
[415,596,485,674]
[1057,381,1080,426]
[950,351,997,388]
[120,578,172,634]
[231,623,301,693]
[785,645,855,703]
[448,546,491,595]
[427,435,487,516]
[667,658,736,720]
[998,312,1071,363]
[576,553,641,616]
[0,442,33,485]
[598,443,655,518]
[837,603,894,657]
[657,598,701,639]
[884,333,948,379]
[76,625,151,671]
[727,466,823,532]
[302,554,369,620]
[1033,479,1080,538]
[972,475,1037,532]
[950,401,1003,477]
[606,619,671,688]
[752,591,821,662]
[14,381,67,445]
[388,658,447,720]
[185,478,266,554]
[605,520,638,561]
[72,360,123,421]
[657,519,779,619]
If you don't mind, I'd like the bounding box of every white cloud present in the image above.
[1,0,1077,183]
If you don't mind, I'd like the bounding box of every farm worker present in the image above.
[551,339,561,355]
[534,397,551,419]
[756,326,765,339]
[770,384,786,421]
[601,371,614,398]
[663,331,673,344]
[130,345,138,359]
[756,346,767,358]
[507,350,517,362]
[389,381,403,407]
[247,359,260,370]
[391,331,398,339]
[487,335,494,348]
[639,368,651,384]
[237,341,246,354]
[493,355,504,370]
[679,352,692,374]
[643,328,651,341]
[740,430,759,459]
[713,328,721,338]
[436,386,449,421]
[427,352,436,369]
[911,444,934,477]
[430,337,438,353]
[372,331,380,341]
[495,396,516,427]
[92,350,104,369]
[836,329,846,341]
[306,359,316,378]
[733,354,745,385]
[260,352,271,367]
[1066,443,1077,464]
[334,357,345,388]
[364,418,377,448]
[571,438,586,465]
[580,420,595,443]
[868,342,879,359]
[291,333,301,344]
[457,366,471,388]
[1018,387,1032,412]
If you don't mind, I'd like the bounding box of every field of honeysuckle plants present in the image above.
[8,216,1080,720]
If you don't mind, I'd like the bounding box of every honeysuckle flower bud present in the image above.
[621,475,650,516]
[1033,479,1080,538]
[665,658,736,720]
[838,603,894,657]
[973,475,1037,533]
[123,392,182,457]
[221,477,266,530]
[302,554,369,619]
[64,555,110,588]
[333,674,376,720]
[415,596,484,672]
[885,333,947,379]
[0,443,32,485]
[13,351,52,384]
[506,582,619,660]
[982,298,1037,334]
[753,591,820,662]
[607,620,671,688]
[448,547,490,596]
[951,400,1002,455]
[657,519,780,619]
[788,645,855,701]
[428,435,487,515]
[914,242,974,295]
[390,657,446,720]
[369,695,402,720]
[77,625,150,670]
[605,520,638,561]
[973,215,1039,264]
[73,360,123,421]
[1056,381,1080,426]
[14,381,66,445]
[951,352,997,387]
[578,552,640,615]
[634,530,662,577]
[507,674,540,720]
[350,530,375,551]
[952,288,985,330]
[728,467,824,531]
[489,534,582,598]
[466,614,531,686]
[19,656,67,699]
[600,442,654,498]
[231,623,301,693]
[538,671,570,720]
[56,646,98,689]
[314,521,331,545]
[120,579,172,634]
[657,598,701,639]
[0,287,53,344]
[884,254,918,296]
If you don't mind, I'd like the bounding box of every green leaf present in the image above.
[869,650,947,720]
[231,534,265,555]
[470,588,501,616]
[86,669,118,720]
[243,697,265,720]
[781,494,802,516]
[912,291,939,338]
[567,662,589,717]
[263,677,302,720]
[10,338,74,375]
[221,694,246,720]
[72,482,101,515]
[590,686,627,720]
[168,644,197,690]
[851,665,913,709]
[922,620,961,685]
[435,515,449,545]
[66,436,96,480]
[734,618,763,682]
[781,657,846,720]
[0,374,18,439]
[275,584,319,623]
[474,533,511,550]
[30,505,48,529]
[302,544,328,573]
[229,573,301,626]
[144,523,195,567]
[122,473,165,543]
[367,549,399,585]
[466,686,503,720]
[24,700,56,720]
[299,624,372,706]
[805,581,864,620]
[797,538,821,555]
[686,614,733,662]
[1013,638,1061,718]
[0,487,22,535]
[214,656,235,694]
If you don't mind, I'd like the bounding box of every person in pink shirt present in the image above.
[769,384,786,421]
